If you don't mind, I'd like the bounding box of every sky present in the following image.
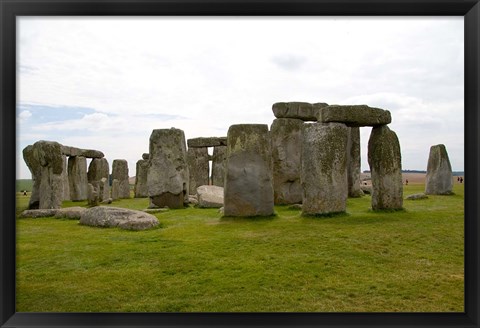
[16,16,464,179]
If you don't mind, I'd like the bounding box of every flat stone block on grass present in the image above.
[80,206,159,230]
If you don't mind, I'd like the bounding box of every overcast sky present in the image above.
[16,16,464,179]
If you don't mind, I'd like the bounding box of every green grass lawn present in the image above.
[15,183,464,312]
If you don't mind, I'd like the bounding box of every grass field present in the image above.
[15,183,464,312]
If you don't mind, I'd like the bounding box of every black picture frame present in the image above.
[1,1,478,327]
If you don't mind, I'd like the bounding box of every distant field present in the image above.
[16,179,33,192]
[15,183,464,312]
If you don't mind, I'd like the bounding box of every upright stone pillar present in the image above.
[270,118,304,205]
[368,125,403,210]
[62,155,70,201]
[134,159,149,198]
[301,123,348,216]
[147,128,189,209]
[347,127,363,198]
[87,158,109,201]
[112,159,130,199]
[224,124,274,217]
[211,145,227,187]
[68,156,88,201]
[111,179,119,200]
[425,144,453,195]
[23,145,41,209]
[187,147,209,195]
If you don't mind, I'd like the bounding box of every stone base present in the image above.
[150,192,185,209]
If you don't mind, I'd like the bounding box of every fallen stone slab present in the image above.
[79,206,159,230]
[317,105,391,127]
[197,185,224,208]
[272,102,328,121]
[187,137,227,148]
[143,208,169,214]
[20,209,58,218]
[54,207,87,219]
[406,193,429,200]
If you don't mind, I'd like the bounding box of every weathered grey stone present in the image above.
[187,137,227,148]
[368,125,403,210]
[68,156,88,201]
[425,144,454,195]
[142,153,150,160]
[134,159,149,198]
[143,208,169,214]
[87,158,109,183]
[270,118,304,205]
[272,102,328,121]
[61,145,104,158]
[20,209,57,218]
[211,145,227,188]
[187,147,209,195]
[62,155,70,201]
[111,179,119,200]
[197,185,224,208]
[54,207,86,219]
[87,183,99,206]
[97,177,110,202]
[188,195,199,205]
[112,159,130,199]
[301,122,348,216]
[318,105,391,127]
[33,141,64,209]
[224,124,274,217]
[147,128,189,209]
[360,185,372,195]
[347,127,363,198]
[406,193,428,200]
[79,206,159,230]
[23,145,41,209]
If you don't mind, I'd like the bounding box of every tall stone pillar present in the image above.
[147,128,189,208]
[211,145,227,187]
[134,159,149,198]
[68,156,88,201]
[368,125,403,210]
[270,118,304,205]
[112,159,130,199]
[187,147,209,195]
[301,122,348,216]
[224,124,274,217]
[347,127,363,198]
[425,144,453,195]
[62,155,70,201]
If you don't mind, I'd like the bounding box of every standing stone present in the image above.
[62,155,70,201]
[224,124,274,217]
[95,177,110,202]
[187,147,209,195]
[35,141,65,209]
[134,159,149,198]
[211,145,227,187]
[87,183,98,206]
[368,125,403,210]
[347,127,363,198]
[270,118,304,205]
[112,159,130,199]
[87,158,109,183]
[301,123,348,216]
[111,179,120,200]
[23,145,41,209]
[147,128,189,209]
[68,156,88,201]
[425,144,454,195]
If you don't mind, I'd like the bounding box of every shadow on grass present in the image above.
[220,213,278,223]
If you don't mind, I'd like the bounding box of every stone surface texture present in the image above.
[211,145,227,187]
[196,185,224,208]
[187,137,227,148]
[111,179,119,200]
[134,159,149,198]
[23,145,41,209]
[347,127,363,197]
[112,159,130,199]
[368,125,403,210]
[406,193,429,200]
[61,146,104,158]
[62,155,70,201]
[68,156,88,201]
[147,128,189,209]
[187,147,209,195]
[224,124,274,217]
[318,105,391,127]
[79,206,159,230]
[270,118,304,205]
[425,144,454,195]
[54,207,86,219]
[34,141,65,209]
[272,102,328,121]
[301,122,349,215]
[87,158,109,183]
[87,183,99,206]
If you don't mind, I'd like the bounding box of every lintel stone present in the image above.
[272,102,328,121]
[317,105,391,127]
[187,137,227,148]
